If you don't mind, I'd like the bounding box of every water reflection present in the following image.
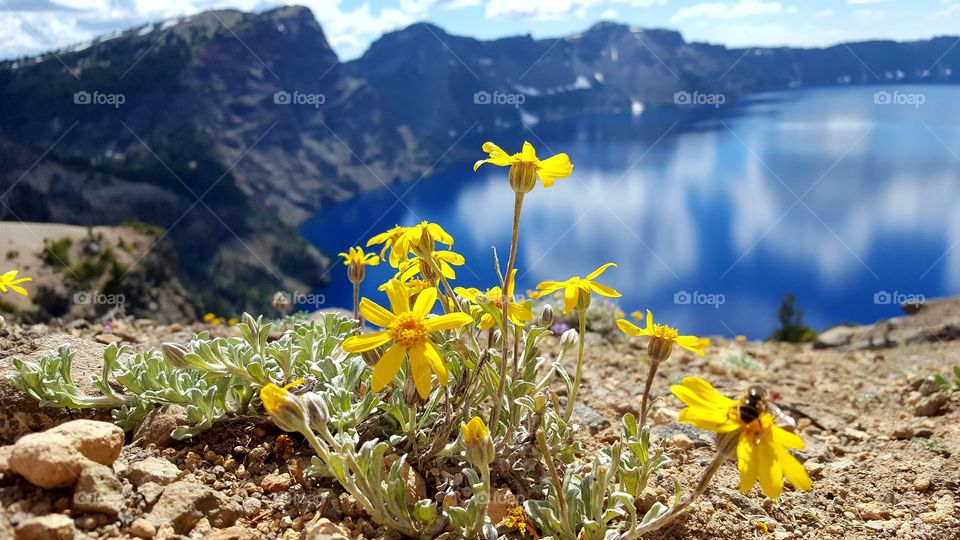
[302,85,960,336]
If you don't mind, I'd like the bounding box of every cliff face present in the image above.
[0,7,428,313]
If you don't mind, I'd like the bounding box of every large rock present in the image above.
[146,480,241,534]
[4,420,124,488]
[73,462,124,516]
[14,514,76,540]
[815,296,960,350]
[127,457,182,487]
[132,406,190,448]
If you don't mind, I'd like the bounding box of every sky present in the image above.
[1,0,959,61]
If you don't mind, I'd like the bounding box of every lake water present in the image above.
[302,85,960,338]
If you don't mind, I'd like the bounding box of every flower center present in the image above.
[390,312,429,348]
[650,323,679,342]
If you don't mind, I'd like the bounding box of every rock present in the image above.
[73,462,124,516]
[805,461,825,478]
[14,514,76,540]
[304,518,350,540]
[129,518,156,539]
[48,420,124,465]
[572,402,611,434]
[95,333,123,345]
[242,497,262,517]
[382,454,426,504]
[813,326,858,349]
[920,495,955,524]
[146,480,241,534]
[128,457,182,487]
[261,473,293,493]
[669,433,694,451]
[4,419,124,489]
[913,473,932,492]
[0,444,11,472]
[913,393,949,417]
[855,502,888,520]
[6,434,88,488]
[204,526,258,540]
[132,406,190,448]
[138,482,165,507]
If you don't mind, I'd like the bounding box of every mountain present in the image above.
[348,21,960,139]
[0,6,428,313]
[2,8,958,315]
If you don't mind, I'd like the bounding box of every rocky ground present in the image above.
[0,304,958,539]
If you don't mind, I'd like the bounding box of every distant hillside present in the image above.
[348,21,960,140]
[1,8,957,314]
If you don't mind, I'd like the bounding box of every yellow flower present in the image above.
[617,309,704,361]
[378,277,431,298]
[455,270,533,330]
[342,279,473,399]
[698,337,712,349]
[631,310,643,320]
[461,416,489,444]
[474,141,573,192]
[736,335,747,343]
[670,377,812,499]
[339,246,380,268]
[366,225,406,260]
[461,416,494,466]
[533,263,620,314]
[616,310,625,319]
[227,317,238,326]
[259,379,306,432]
[260,378,304,415]
[0,270,32,296]
[396,250,463,282]
[500,505,538,538]
[202,312,216,323]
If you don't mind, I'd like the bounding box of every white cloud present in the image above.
[813,9,835,18]
[847,0,886,4]
[671,0,783,22]
[485,0,664,21]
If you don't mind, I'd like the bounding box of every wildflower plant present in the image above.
[10,139,813,538]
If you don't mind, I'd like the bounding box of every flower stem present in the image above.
[564,310,587,422]
[536,427,567,521]
[352,281,362,330]
[638,359,661,427]
[491,192,524,433]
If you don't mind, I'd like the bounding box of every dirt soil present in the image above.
[0,316,958,539]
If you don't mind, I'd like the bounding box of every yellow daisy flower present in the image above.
[0,270,32,296]
[366,225,406,260]
[631,310,643,320]
[617,309,704,361]
[533,263,620,314]
[395,221,454,261]
[455,270,533,330]
[670,377,813,499]
[339,246,380,268]
[396,250,464,282]
[342,279,473,399]
[474,141,574,192]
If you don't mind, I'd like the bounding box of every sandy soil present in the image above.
[0,318,958,539]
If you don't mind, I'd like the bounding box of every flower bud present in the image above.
[403,376,423,407]
[462,416,495,466]
[533,394,547,414]
[538,303,554,328]
[576,290,591,312]
[347,262,365,285]
[242,312,257,331]
[301,392,327,432]
[491,329,503,349]
[260,382,308,433]
[508,162,538,194]
[418,257,439,284]
[647,336,673,363]
[560,328,579,352]
[161,342,191,369]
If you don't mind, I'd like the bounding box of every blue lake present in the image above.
[302,85,960,338]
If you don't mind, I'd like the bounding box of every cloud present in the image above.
[671,0,783,22]
[485,0,664,21]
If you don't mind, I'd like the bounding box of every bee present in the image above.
[738,385,797,428]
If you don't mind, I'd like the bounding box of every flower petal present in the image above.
[520,141,537,162]
[371,344,406,392]
[675,335,705,356]
[420,341,448,386]
[359,298,396,328]
[424,312,474,331]
[737,432,760,493]
[474,142,514,171]
[757,437,784,499]
[409,346,433,399]
[563,285,578,314]
[343,331,391,353]
[771,425,805,450]
[385,279,410,313]
[616,319,645,337]
[588,280,621,298]
[585,262,616,281]
[537,153,573,186]
[412,287,438,318]
[776,446,812,492]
